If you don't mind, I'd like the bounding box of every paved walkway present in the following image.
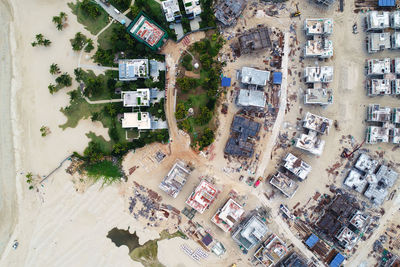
[80,64,118,72]
[94,0,132,25]
[83,97,122,104]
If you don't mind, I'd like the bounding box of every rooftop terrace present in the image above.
[121,112,151,129]
[122,89,150,107]
[118,59,149,81]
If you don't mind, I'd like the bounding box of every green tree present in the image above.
[176,77,198,92]
[70,32,87,51]
[83,141,104,163]
[42,39,51,47]
[198,127,214,149]
[84,38,94,52]
[48,83,56,94]
[55,72,72,87]
[52,16,63,30]
[25,172,33,184]
[31,42,37,47]
[175,103,187,120]
[49,63,61,75]
[81,0,101,19]
[84,76,103,97]
[69,90,79,101]
[130,5,140,18]
[195,106,212,125]
[74,68,84,82]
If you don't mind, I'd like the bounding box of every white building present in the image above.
[295,132,325,156]
[366,58,391,76]
[304,18,333,35]
[159,161,190,198]
[304,36,333,58]
[183,0,202,18]
[366,11,390,31]
[390,11,400,29]
[118,59,149,81]
[122,89,150,107]
[161,0,181,22]
[121,112,151,129]
[367,33,391,53]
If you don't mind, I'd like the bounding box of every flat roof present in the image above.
[241,67,270,87]
[367,58,391,75]
[122,112,151,129]
[367,79,391,96]
[368,33,391,53]
[186,180,218,213]
[304,36,333,58]
[211,198,244,232]
[127,12,168,50]
[366,11,390,29]
[304,88,333,105]
[391,11,400,28]
[118,59,149,80]
[254,234,288,267]
[366,126,390,144]
[122,89,150,107]
[237,89,266,108]
[367,104,391,122]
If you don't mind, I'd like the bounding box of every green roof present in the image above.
[126,11,168,50]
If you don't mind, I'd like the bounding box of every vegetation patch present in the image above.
[68,0,110,35]
[77,69,120,100]
[86,160,123,184]
[181,54,193,71]
[108,0,131,12]
[175,33,224,150]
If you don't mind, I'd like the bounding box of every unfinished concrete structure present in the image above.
[391,32,400,49]
[366,79,391,96]
[366,105,400,144]
[280,252,308,267]
[232,215,268,253]
[304,36,333,58]
[211,198,245,232]
[366,11,390,31]
[253,234,288,267]
[214,0,246,26]
[314,193,370,251]
[159,160,191,198]
[186,180,218,213]
[304,66,334,105]
[270,172,299,198]
[235,27,272,55]
[313,0,335,5]
[304,18,333,36]
[344,153,398,205]
[302,112,332,135]
[224,116,260,158]
[392,79,400,94]
[367,32,391,53]
[282,153,312,180]
[366,58,391,76]
[237,89,266,109]
[295,132,325,156]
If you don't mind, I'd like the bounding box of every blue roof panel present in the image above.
[329,253,345,267]
[221,77,231,87]
[378,0,396,6]
[273,72,282,84]
[305,234,319,248]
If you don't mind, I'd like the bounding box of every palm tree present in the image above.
[52,16,62,25]
[42,39,51,47]
[35,34,44,42]
[48,83,56,94]
[31,42,37,47]
[26,172,33,184]
[49,63,60,75]
[56,23,63,31]
[59,12,67,22]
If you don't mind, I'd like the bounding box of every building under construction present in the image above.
[214,0,247,26]
[224,116,261,158]
[313,0,335,5]
[233,27,272,56]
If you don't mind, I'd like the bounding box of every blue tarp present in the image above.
[273,72,282,84]
[221,77,231,87]
[378,0,396,6]
[305,234,319,248]
[329,253,345,267]
[202,233,213,246]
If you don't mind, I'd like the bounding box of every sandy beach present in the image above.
[0,0,17,257]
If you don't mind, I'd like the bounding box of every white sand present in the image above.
[0,0,17,257]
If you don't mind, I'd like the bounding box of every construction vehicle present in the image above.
[341,140,365,159]
[291,3,301,18]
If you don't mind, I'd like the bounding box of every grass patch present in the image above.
[97,23,121,50]
[68,0,110,35]
[86,160,123,183]
[86,132,113,154]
